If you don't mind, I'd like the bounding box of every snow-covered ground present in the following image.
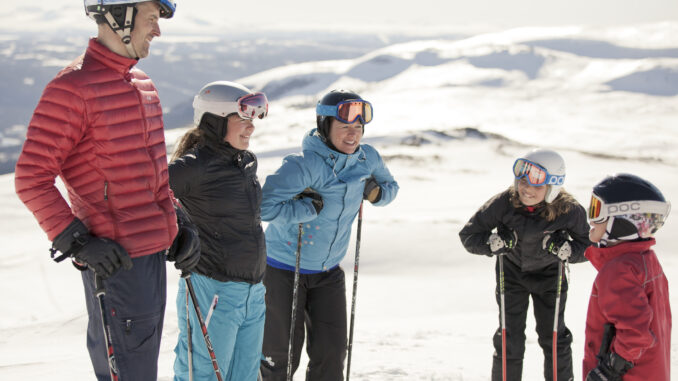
[1,23,677,380]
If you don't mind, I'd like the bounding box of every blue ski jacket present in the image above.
[261,129,398,271]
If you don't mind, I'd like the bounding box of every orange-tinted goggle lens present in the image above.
[336,101,373,124]
[589,194,603,221]
[513,159,547,185]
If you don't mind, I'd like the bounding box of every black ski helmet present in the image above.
[591,173,670,245]
[316,90,365,141]
[594,173,665,204]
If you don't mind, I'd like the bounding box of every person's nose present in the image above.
[152,22,161,37]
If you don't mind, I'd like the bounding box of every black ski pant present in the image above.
[82,252,167,381]
[491,257,573,381]
[260,265,347,381]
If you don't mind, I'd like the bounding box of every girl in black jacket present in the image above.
[459,148,590,381]
[169,81,269,381]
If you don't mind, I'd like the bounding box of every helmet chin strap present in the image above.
[103,6,139,59]
[598,218,615,247]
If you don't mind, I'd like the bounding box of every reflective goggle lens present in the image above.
[238,92,268,120]
[589,194,603,221]
[513,158,565,186]
[513,159,547,185]
[335,101,373,124]
[316,100,373,124]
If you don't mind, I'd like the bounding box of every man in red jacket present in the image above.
[14,1,199,380]
[583,174,671,381]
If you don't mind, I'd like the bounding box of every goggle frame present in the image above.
[316,100,373,125]
[588,193,671,223]
[513,158,565,187]
[237,92,268,120]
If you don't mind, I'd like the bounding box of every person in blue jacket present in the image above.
[259,90,399,380]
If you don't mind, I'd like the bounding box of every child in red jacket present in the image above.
[583,173,672,381]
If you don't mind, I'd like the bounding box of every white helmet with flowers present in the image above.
[193,81,269,125]
[513,148,566,204]
[84,0,176,58]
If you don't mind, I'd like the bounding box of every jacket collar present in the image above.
[85,38,138,75]
[585,238,656,271]
[302,129,365,170]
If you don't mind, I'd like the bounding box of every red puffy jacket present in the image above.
[15,38,177,257]
[583,239,671,381]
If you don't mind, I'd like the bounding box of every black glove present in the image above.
[298,188,323,214]
[51,218,133,279]
[487,228,517,255]
[542,230,572,261]
[167,205,201,271]
[363,176,382,203]
[586,352,634,381]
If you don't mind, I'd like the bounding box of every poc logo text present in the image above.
[607,202,641,214]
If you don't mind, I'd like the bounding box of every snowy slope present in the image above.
[241,24,678,165]
[2,24,678,380]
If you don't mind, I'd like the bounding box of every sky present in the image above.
[2,0,678,34]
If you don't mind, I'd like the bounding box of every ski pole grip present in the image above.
[94,274,105,296]
[597,323,616,360]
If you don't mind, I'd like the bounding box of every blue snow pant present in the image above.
[492,257,573,381]
[82,251,167,381]
[173,273,266,381]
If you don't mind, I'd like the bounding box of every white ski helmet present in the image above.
[513,148,566,204]
[84,0,176,57]
[193,81,269,125]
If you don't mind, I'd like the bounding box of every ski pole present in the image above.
[186,287,193,381]
[346,201,364,381]
[286,223,303,381]
[182,272,224,381]
[596,323,616,361]
[498,253,507,381]
[552,260,564,381]
[94,274,119,381]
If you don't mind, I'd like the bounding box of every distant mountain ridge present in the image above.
[0,30,466,174]
[1,24,677,174]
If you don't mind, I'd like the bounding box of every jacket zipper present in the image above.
[131,79,172,242]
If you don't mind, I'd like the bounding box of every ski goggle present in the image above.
[154,0,177,18]
[588,193,671,223]
[237,92,268,120]
[513,158,565,186]
[316,100,373,124]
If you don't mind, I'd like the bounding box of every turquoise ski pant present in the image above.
[173,273,266,381]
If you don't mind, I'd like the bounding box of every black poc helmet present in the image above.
[590,173,671,245]
[316,90,364,141]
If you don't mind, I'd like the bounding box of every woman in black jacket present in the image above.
[169,81,269,381]
[459,148,590,381]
